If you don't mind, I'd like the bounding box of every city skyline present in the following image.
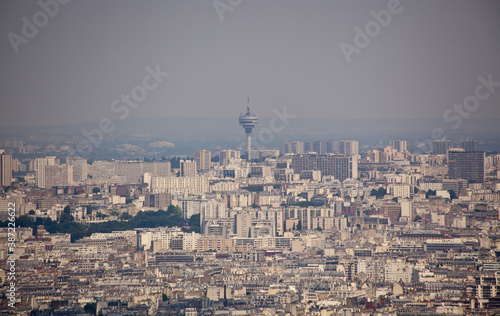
[2,1,500,314]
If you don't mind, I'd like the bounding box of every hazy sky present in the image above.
[1,0,499,127]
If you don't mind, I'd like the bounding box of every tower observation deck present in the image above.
[238,101,258,160]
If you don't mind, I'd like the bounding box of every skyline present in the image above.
[3,1,500,314]
[0,0,499,127]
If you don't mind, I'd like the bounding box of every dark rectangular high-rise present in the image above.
[393,140,407,153]
[194,149,211,171]
[0,151,12,187]
[313,141,322,154]
[283,141,304,154]
[433,140,450,155]
[448,150,484,183]
[303,140,322,154]
[325,140,339,154]
[304,141,314,153]
[291,153,357,181]
[339,140,359,156]
[461,139,478,152]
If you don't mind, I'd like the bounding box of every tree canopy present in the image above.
[370,187,387,199]
[448,189,457,200]
[243,185,263,192]
[425,189,436,199]
[0,205,186,242]
[296,220,302,231]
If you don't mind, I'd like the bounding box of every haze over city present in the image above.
[2,1,500,315]
[1,0,500,128]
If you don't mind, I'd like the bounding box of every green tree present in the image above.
[92,187,101,194]
[243,185,264,192]
[425,189,436,199]
[414,215,422,222]
[84,302,97,315]
[1,208,191,243]
[296,220,302,231]
[166,205,182,217]
[63,205,71,214]
[28,210,35,215]
[162,294,168,302]
[95,212,108,218]
[60,213,72,223]
[120,212,132,220]
[448,189,457,200]
[60,206,72,223]
[370,187,387,199]
[15,215,33,227]
[187,213,201,233]
[377,187,387,198]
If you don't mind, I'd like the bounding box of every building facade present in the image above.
[448,150,484,183]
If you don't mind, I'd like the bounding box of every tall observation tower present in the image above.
[239,99,258,160]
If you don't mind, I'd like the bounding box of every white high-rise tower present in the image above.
[238,99,258,160]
